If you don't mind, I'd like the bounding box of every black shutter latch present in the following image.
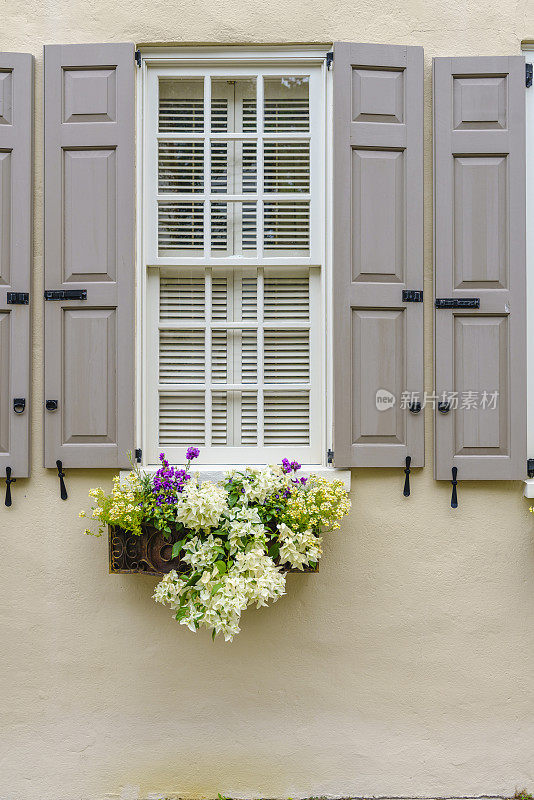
[326,51,333,70]
[527,458,534,479]
[13,398,25,414]
[7,292,29,304]
[135,49,142,67]
[402,290,423,302]
[327,449,334,465]
[527,63,533,88]
[135,448,142,463]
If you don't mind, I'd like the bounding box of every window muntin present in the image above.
[143,61,324,465]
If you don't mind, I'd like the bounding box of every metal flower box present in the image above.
[109,524,318,575]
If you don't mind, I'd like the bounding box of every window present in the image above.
[140,50,327,465]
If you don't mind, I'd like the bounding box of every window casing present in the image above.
[139,50,328,466]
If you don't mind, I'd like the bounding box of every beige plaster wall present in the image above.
[2,1,534,799]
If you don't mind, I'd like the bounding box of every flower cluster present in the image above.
[283,475,352,532]
[84,450,351,641]
[80,472,144,537]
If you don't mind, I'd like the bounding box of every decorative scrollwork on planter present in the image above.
[109,525,188,575]
[109,525,318,575]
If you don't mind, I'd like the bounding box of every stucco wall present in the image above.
[2,2,534,799]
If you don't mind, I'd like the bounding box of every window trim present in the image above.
[135,45,334,469]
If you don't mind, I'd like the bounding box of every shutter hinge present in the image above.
[527,458,534,478]
[7,292,29,305]
[135,448,142,463]
[527,63,533,88]
[327,448,334,465]
[435,297,480,309]
[135,49,142,68]
[44,289,87,301]
[326,51,333,70]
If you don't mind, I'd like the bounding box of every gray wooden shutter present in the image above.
[44,43,135,469]
[332,42,424,468]
[0,53,33,479]
[433,57,526,480]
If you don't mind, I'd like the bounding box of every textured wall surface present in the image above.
[2,1,534,799]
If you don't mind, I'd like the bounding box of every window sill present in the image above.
[523,479,534,498]
[120,465,351,490]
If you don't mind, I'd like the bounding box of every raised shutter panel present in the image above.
[43,43,135,468]
[332,43,424,467]
[0,53,33,479]
[433,57,526,480]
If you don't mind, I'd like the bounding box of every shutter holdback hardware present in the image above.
[403,456,411,497]
[56,460,68,501]
[4,467,15,507]
[451,466,458,508]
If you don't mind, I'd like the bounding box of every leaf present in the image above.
[171,538,185,558]
[215,560,227,575]
[210,581,223,596]
[228,494,239,508]
[184,571,200,588]
[212,629,216,641]
[175,607,188,622]
[269,543,280,560]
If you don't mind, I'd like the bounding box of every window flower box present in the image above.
[108,523,318,575]
[84,450,350,640]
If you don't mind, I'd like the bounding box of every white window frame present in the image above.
[134,45,345,479]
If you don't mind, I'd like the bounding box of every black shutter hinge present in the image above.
[135,448,142,463]
[45,289,87,301]
[327,448,334,465]
[135,49,142,67]
[7,292,29,305]
[527,63,533,88]
[527,458,534,478]
[326,51,333,70]
[435,297,480,309]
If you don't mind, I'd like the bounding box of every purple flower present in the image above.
[291,460,301,472]
[300,477,307,485]
[281,458,291,474]
[186,447,200,461]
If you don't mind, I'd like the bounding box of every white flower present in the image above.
[277,522,322,569]
[176,481,227,532]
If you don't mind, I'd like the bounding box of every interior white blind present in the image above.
[157,76,312,257]
[158,269,313,449]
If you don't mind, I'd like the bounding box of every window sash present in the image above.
[140,57,326,465]
[145,64,323,266]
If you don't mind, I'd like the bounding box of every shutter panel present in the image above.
[44,43,135,468]
[332,43,424,467]
[433,57,526,480]
[0,53,33,479]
